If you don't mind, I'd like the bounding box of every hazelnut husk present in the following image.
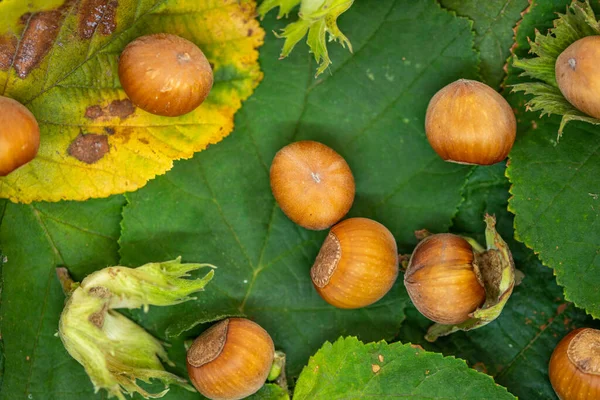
[404,215,516,341]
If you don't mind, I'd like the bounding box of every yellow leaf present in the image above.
[0,0,264,203]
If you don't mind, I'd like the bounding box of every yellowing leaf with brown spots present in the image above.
[0,0,264,203]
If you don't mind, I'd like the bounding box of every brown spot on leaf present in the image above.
[13,2,74,79]
[138,138,149,144]
[78,0,119,39]
[371,364,380,374]
[68,133,109,164]
[85,99,135,120]
[85,105,104,119]
[0,35,17,71]
[103,127,115,135]
[100,0,117,35]
[19,13,33,25]
[556,303,568,314]
[378,354,384,362]
[108,99,134,118]
[247,28,254,37]
[410,343,424,351]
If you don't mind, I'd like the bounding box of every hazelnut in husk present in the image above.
[404,233,485,325]
[404,215,516,341]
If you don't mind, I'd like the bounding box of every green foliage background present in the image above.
[1,0,599,399]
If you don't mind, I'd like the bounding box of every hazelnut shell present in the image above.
[556,36,600,119]
[270,141,355,230]
[404,233,485,325]
[425,79,516,165]
[0,96,40,176]
[187,318,274,400]
[118,33,213,117]
[311,217,399,309]
[549,327,600,400]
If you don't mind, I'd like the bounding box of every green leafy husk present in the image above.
[512,0,600,137]
[57,257,215,400]
[258,0,354,76]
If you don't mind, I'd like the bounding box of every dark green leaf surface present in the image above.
[504,0,600,318]
[508,119,600,318]
[440,0,530,88]
[293,337,515,399]
[119,0,477,380]
[247,384,289,400]
[398,163,600,400]
[0,196,125,399]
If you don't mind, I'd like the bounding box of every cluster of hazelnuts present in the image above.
[185,74,600,399]
[2,28,599,400]
[0,33,214,176]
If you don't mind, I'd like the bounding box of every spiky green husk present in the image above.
[259,0,354,77]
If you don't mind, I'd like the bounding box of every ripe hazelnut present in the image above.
[0,96,40,176]
[425,79,516,165]
[270,141,355,230]
[311,217,399,309]
[187,318,274,400]
[556,36,600,119]
[404,233,486,324]
[549,328,600,400]
[118,33,213,117]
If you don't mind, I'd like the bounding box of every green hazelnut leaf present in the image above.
[293,337,516,399]
[504,0,600,319]
[247,384,290,400]
[511,0,600,137]
[0,196,127,400]
[439,0,530,89]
